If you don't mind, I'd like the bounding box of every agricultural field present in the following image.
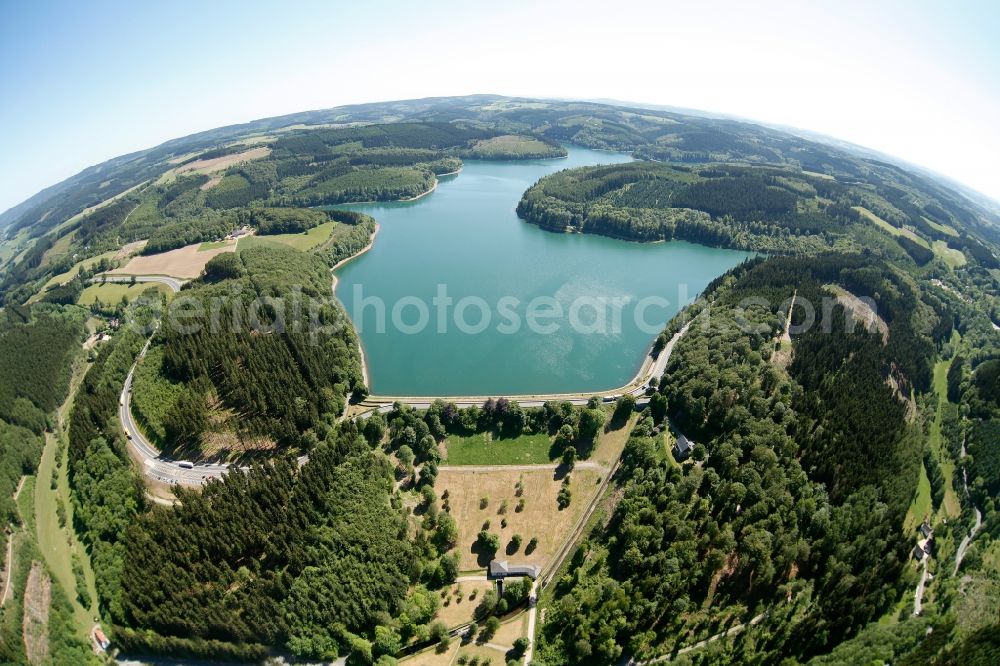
[237,221,337,252]
[110,239,235,278]
[174,146,271,176]
[437,466,602,570]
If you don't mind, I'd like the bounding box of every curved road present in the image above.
[120,338,231,485]
[954,431,983,575]
[93,273,188,292]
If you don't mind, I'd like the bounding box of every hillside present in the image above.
[0,97,999,664]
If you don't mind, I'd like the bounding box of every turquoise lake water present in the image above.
[334,146,750,395]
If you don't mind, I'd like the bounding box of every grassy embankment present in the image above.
[33,358,100,641]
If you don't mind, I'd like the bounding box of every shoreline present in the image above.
[401,177,438,202]
[329,222,379,388]
[339,166,462,207]
[330,222,380,292]
[360,322,691,406]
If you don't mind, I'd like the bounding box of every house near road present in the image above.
[93,627,110,651]
[913,521,934,561]
[489,559,540,580]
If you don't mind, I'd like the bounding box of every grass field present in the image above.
[39,229,76,267]
[77,281,172,307]
[443,431,553,465]
[438,466,601,570]
[904,462,932,533]
[854,206,930,249]
[923,216,959,237]
[198,240,230,251]
[590,412,636,465]
[34,249,121,297]
[466,134,563,159]
[403,638,514,665]
[33,360,99,643]
[401,613,527,665]
[435,579,494,628]
[932,240,967,268]
[237,221,337,252]
[928,359,961,518]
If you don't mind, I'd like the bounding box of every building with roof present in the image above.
[675,433,694,458]
[489,559,540,580]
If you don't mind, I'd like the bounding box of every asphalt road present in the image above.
[120,338,231,486]
[94,273,187,292]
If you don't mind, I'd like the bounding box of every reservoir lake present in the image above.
[334,146,751,396]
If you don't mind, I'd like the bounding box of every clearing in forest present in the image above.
[237,221,338,252]
[175,146,271,175]
[438,466,602,571]
[21,561,51,665]
[77,281,173,307]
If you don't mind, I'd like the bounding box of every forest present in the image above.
[535,254,945,664]
[516,161,988,266]
[2,96,1000,665]
[143,246,364,452]
[0,305,86,433]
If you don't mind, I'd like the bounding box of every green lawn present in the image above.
[31,249,121,300]
[932,240,966,268]
[904,461,932,533]
[77,281,171,307]
[238,221,338,252]
[854,206,930,249]
[928,358,961,518]
[443,431,554,465]
[198,240,230,251]
[35,368,100,643]
[922,216,959,237]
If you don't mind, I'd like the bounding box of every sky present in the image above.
[1,0,999,214]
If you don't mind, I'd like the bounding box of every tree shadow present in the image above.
[471,540,495,568]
